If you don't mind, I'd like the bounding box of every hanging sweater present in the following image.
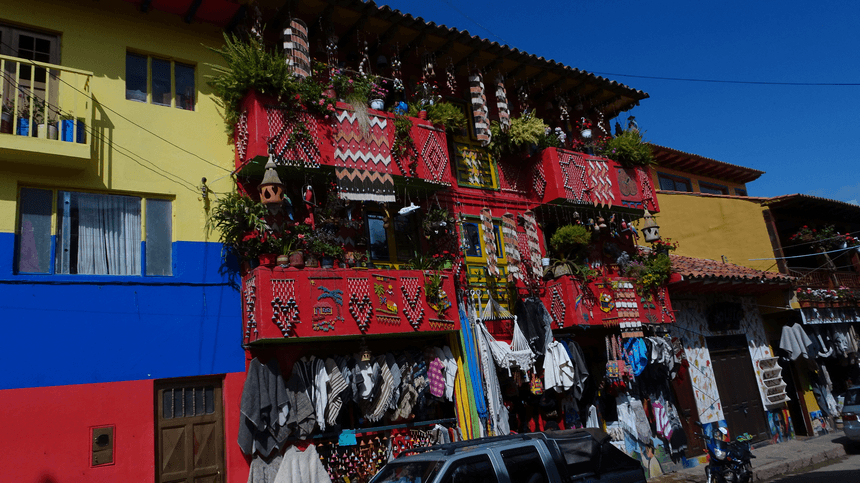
[544,341,576,392]
[273,445,332,483]
[516,298,553,356]
[238,358,291,457]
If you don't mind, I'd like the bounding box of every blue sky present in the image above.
[379,0,860,203]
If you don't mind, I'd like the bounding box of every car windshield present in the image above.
[845,388,860,406]
[371,460,445,483]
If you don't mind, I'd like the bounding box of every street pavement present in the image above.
[765,451,860,482]
[650,432,856,483]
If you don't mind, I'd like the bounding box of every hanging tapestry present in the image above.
[413,125,451,185]
[347,277,373,332]
[481,208,500,277]
[244,275,257,344]
[558,151,587,203]
[336,168,395,202]
[550,284,566,328]
[283,18,310,78]
[501,213,522,281]
[522,210,543,279]
[495,73,510,132]
[454,143,495,189]
[586,158,614,208]
[334,110,392,168]
[532,162,547,200]
[266,108,321,168]
[469,71,491,146]
[400,277,425,330]
[272,278,300,337]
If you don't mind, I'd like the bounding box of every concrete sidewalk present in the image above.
[651,431,855,483]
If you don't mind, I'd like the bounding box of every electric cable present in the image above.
[0,71,201,194]
[0,40,232,173]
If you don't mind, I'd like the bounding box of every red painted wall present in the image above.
[1,374,248,483]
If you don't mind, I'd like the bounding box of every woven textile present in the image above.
[480,208,499,277]
[324,358,348,426]
[413,125,450,185]
[428,358,446,397]
[501,213,521,281]
[469,72,491,146]
[283,19,310,78]
[335,167,395,202]
[266,108,321,168]
[522,210,543,278]
[334,110,392,168]
[495,73,510,132]
[587,158,615,208]
[558,151,587,203]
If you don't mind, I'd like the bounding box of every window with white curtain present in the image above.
[15,188,172,276]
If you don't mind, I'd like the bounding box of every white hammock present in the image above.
[476,315,535,380]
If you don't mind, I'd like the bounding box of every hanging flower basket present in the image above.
[798,300,814,309]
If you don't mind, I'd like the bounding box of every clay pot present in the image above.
[276,254,290,266]
[258,253,278,267]
[289,252,305,269]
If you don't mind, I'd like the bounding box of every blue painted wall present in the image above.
[0,235,244,390]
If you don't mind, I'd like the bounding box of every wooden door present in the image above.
[671,368,705,457]
[708,336,769,442]
[156,379,225,483]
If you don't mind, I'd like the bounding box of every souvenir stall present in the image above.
[786,305,860,434]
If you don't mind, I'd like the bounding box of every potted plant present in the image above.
[1,99,12,134]
[795,288,817,308]
[622,248,673,296]
[369,79,388,110]
[546,224,591,278]
[207,191,268,265]
[599,128,654,167]
[16,97,31,136]
[305,228,344,268]
[488,112,551,160]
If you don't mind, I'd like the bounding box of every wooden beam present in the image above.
[184,0,203,24]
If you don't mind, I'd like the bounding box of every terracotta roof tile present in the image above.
[669,254,794,284]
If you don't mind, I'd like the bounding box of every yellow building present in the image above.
[0,1,247,481]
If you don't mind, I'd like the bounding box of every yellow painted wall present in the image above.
[0,0,234,242]
[649,192,779,273]
[652,166,749,195]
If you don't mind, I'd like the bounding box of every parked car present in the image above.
[842,385,860,442]
[370,428,646,483]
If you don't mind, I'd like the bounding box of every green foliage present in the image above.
[624,251,672,295]
[392,114,417,175]
[489,113,552,159]
[425,102,467,131]
[601,129,654,167]
[207,34,295,129]
[550,224,592,257]
[207,191,268,260]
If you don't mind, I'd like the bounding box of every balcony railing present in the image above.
[234,90,453,187]
[0,54,92,163]
[242,266,459,343]
[531,147,659,213]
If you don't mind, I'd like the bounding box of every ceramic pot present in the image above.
[17,118,29,136]
[305,253,319,268]
[276,254,290,266]
[289,252,305,269]
[258,253,278,267]
[418,110,427,120]
[798,300,813,309]
[369,99,384,110]
[37,123,58,140]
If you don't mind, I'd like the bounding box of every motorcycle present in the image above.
[695,422,755,483]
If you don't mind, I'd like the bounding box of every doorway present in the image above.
[707,335,770,442]
[155,378,225,483]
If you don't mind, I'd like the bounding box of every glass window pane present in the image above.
[162,389,173,419]
[146,199,172,276]
[174,62,195,111]
[501,446,549,483]
[440,455,498,483]
[184,388,193,418]
[151,58,171,106]
[368,213,390,261]
[657,176,674,191]
[126,53,148,102]
[493,225,505,259]
[393,214,416,262]
[464,223,482,258]
[173,388,184,418]
[194,387,204,417]
[205,386,214,414]
[678,180,691,192]
[17,188,53,273]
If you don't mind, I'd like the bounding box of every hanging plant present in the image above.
[600,129,654,167]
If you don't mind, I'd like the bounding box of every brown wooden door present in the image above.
[708,336,769,442]
[156,379,225,483]
[671,369,706,457]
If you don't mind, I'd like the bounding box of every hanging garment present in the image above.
[324,358,348,427]
[248,453,283,483]
[366,355,395,422]
[544,340,576,392]
[779,323,813,360]
[442,346,458,402]
[428,357,446,397]
[652,397,672,439]
[238,358,291,457]
[474,318,511,435]
[294,356,330,431]
[284,371,315,439]
[481,207,500,277]
[461,303,489,419]
[516,297,553,356]
[586,404,600,429]
[274,445,332,483]
[623,338,649,376]
[566,340,590,401]
[386,353,403,411]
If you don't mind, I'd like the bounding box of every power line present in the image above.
[589,71,860,87]
[0,40,231,173]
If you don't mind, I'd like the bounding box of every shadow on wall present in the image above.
[38,474,58,483]
[92,96,114,187]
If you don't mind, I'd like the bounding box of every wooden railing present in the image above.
[789,268,832,288]
[0,54,92,158]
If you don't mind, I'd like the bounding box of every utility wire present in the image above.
[0,71,200,194]
[0,40,231,173]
